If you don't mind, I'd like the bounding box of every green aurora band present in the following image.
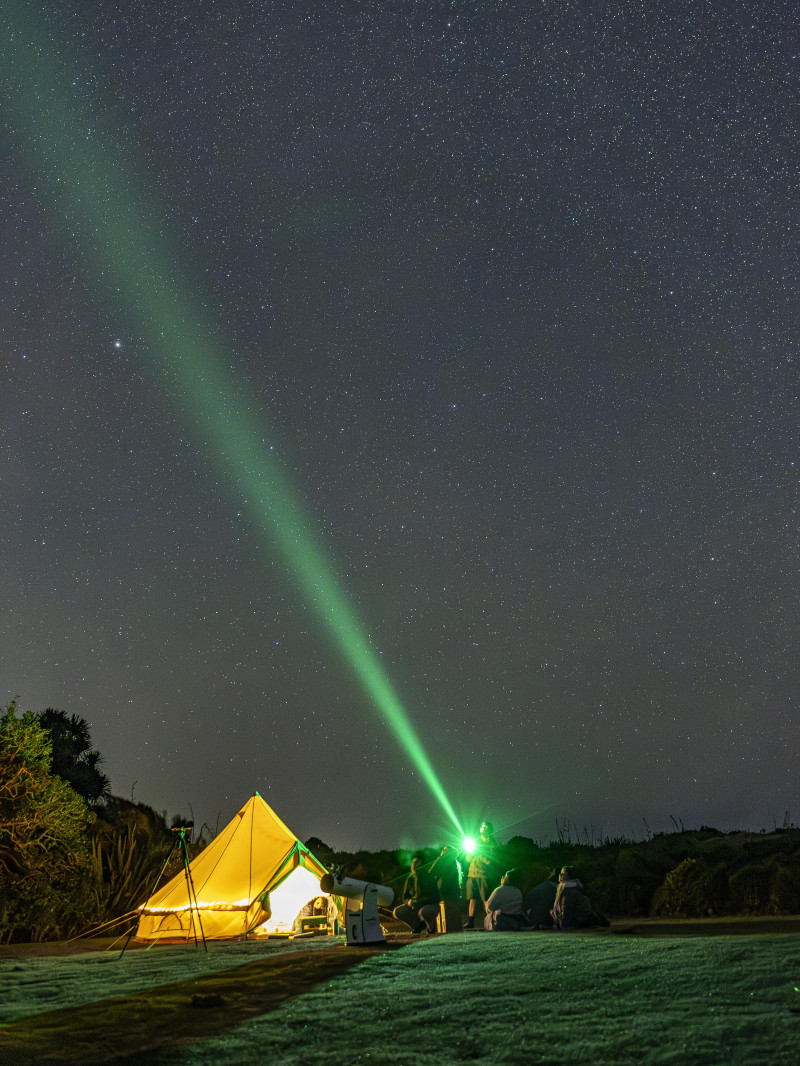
[3,5,464,839]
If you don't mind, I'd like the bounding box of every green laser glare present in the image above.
[491,805,559,839]
[2,5,464,840]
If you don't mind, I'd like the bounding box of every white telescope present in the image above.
[320,874,395,946]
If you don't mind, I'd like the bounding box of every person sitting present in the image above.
[551,866,608,929]
[393,855,439,934]
[484,868,529,931]
[526,870,558,929]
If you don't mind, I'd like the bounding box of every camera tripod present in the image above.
[119,825,207,958]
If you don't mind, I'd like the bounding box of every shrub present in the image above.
[609,847,666,915]
[770,862,800,914]
[652,858,728,917]
[89,821,171,926]
[727,864,771,914]
[0,702,97,941]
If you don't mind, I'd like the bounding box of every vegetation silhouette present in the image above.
[312,823,800,921]
[0,703,95,941]
[36,708,111,807]
[2,700,799,942]
[1,702,198,942]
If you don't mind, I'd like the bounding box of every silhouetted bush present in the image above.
[0,703,100,942]
[651,858,729,917]
[770,861,800,914]
[88,799,176,927]
[728,864,771,913]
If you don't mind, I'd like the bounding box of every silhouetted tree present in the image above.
[304,836,336,866]
[0,702,96,940]
[37,709,111,807]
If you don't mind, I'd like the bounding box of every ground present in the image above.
[1,918,799,1064]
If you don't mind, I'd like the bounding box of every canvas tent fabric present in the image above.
[135,793,328,942]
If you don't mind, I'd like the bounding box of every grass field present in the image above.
[2,926,799,1064]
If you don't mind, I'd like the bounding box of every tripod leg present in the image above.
[116,923,138,959]
[116,836,181,961]
[180,835,208,952]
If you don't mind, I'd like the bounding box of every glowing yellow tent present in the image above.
[135,792,329,942]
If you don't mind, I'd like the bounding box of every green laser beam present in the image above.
[493,805,559,838]
[2,4,464,838]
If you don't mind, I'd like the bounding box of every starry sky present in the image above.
[2,1,798,851]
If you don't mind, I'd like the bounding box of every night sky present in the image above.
[3,1,798,851]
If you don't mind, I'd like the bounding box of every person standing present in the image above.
[419,844,463,933]
[429,844,462,901]
[464,821,497,928]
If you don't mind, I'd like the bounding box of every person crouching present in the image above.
[393,855,439,934]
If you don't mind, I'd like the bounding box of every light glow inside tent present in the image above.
[134,795,331,942]
[256,864,326,934]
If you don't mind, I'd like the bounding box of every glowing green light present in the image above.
[2,6,464,840]
[462,836,476,855]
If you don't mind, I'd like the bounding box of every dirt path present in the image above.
[0,943,404,1065]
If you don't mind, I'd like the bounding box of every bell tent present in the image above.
[135,792,329,942]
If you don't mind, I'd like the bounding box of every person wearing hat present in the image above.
[463,821,497,928]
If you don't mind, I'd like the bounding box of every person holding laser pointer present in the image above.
[462,821,498,928]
